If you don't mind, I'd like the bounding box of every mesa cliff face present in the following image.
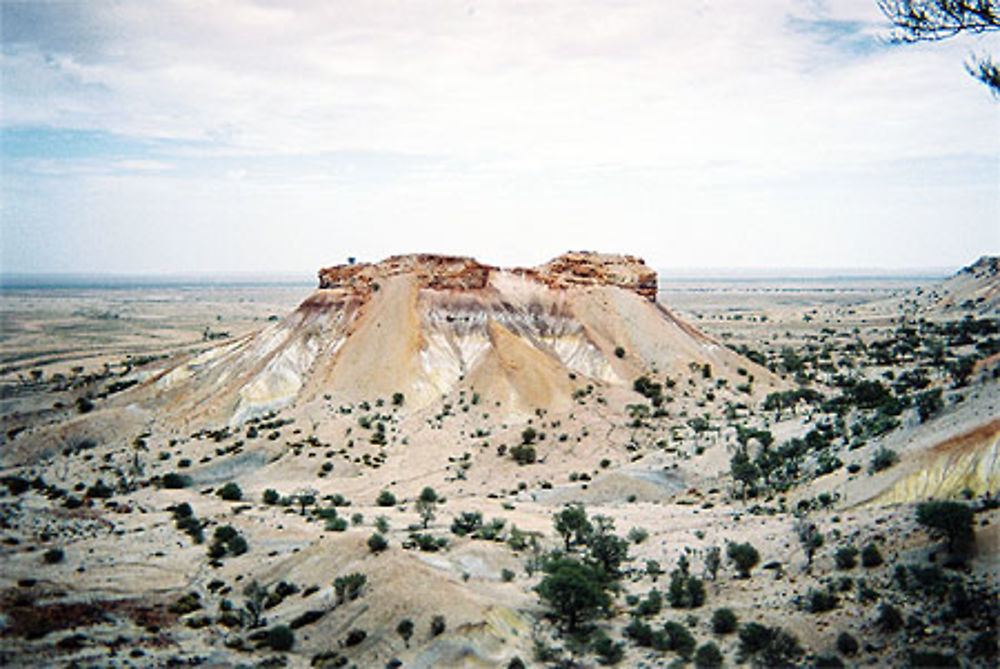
[318,252,659,300]
[136,252,779,426]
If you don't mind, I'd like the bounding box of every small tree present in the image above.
[796,521,824,571]
[535,558,611,631]
[262,488,279,505]
[704,546,722,580]
[553,503,591,551]
[243,580,268,628]
[376,489,397,507]
[916,501,975,560]
[416,487,438,529]
[727,541,760,578]
[587,516,629,578]
[730,451,759,502]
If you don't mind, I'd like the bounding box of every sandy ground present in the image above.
[0,271,997,667]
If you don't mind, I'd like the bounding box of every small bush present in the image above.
[835,546,858,569]
[836,631,859,656]
[86,479,114,499]
[727,541,760,578]
[501,568,515,582]
[367,533,388,553]
[333,572,366,604]
[397,618,414,645]
[694,641,724,669]
[802,588,839,613]
[43,548,64,564]
[909,650,959,668]
[628,527,649,544]
[711,608,738,634]
[262,489,279,505]
[869,446,899,473]
[430,614,446,636]
[592,631,624,665]
[662,621,695,659]
[267,624,294,651]
[450,511,483,536]
[162,472,190,489]
[876,603,903,633]
[325,516,348,532]
[344,629,367,647]
[376,490,397,507]
[217,482,242,501]
[510,444,536,465]
[861,543,883,567]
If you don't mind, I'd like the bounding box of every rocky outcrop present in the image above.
[318,251,659,301]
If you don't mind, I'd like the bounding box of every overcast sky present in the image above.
[2,0,998,276]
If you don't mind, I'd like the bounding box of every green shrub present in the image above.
[333,573,366,604]
[835,546,858,569]
[262,488,279,505]
[634,589,662,617]
[836,631,859,656]
[916,500,975,559]
[869,446,899,473]
[344,629,367,646]
[501,568,516,582]
[628,527,649,544]
[711,608,738,634]
[217,482,242,501]
[876,603,903,633]
[376,490,397,507]
[661,621,695,658]
[43,548,64,564]
[909,650,959,668]
[802,587,839,613]
[325,516,348,532]
[397,618,414,645]
[668,570,706,608]
[430,614,446,636]
[162,472,190,489]
[727,541,760,578]
[860,543,883,567]
[266,624,294,651]
[367,533,388,553]
[510,444,536,465]
[86,479,114,499]
[592,631,625,665]
[694,641,724,669]
[450,511,483,536]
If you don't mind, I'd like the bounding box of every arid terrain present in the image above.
[0,253,997,668]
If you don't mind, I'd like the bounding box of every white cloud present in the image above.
[1,0,997,273]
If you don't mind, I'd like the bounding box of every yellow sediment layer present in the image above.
[872,419,1000,504]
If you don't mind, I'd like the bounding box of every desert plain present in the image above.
[0,253,997,668]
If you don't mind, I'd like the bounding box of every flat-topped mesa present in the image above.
[534,252,658,300]
[318,254,495,293]
[318,251,659,300]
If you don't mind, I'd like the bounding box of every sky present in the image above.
[1,0,998,276]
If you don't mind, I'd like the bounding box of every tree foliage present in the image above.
[535,558,611,630]
[879,0,1000,95]
[916,500,975,558]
